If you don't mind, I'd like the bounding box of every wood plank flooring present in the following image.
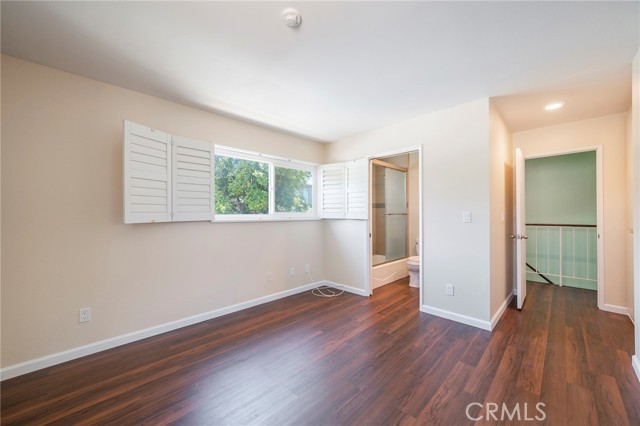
[2,280,639,425]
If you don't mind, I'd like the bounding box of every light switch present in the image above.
[463,211,472,223]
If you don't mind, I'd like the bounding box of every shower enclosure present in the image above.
[371,160,407,266]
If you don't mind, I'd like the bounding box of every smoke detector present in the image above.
[282,8,302,27]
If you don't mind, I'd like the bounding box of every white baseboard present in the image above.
[490,292,515,330]
[420,304,491,331]
[633,355,640,384]
[601,303,629,316]
[0,282,320,381]
[322,280,370,297]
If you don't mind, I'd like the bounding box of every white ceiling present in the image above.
[2,1,638,142]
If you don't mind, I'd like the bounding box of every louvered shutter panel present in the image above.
[320,163,346,218]
[124,121,172,223]
[171,135,214,222]
[345,158,368,220]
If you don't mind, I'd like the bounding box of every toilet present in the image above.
[407,240,420,288]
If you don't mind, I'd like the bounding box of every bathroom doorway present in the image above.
[369,150,421,291]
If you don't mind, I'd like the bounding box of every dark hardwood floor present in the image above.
[2,280,639,425]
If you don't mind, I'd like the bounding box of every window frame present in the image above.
[213,145,318,222]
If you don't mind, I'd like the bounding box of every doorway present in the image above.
[525,151,598,290]
[514,146,604,310]
[368,149,421,293]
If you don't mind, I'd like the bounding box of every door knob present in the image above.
[522,235,528,239]
[510,235,517,239]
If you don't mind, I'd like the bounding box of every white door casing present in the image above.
[515,148,527,310]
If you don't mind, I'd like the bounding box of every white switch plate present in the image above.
[463,211,472,223]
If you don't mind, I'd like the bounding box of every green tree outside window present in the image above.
[214,156,312,215]
[275,167,312,213]
[215,156,268,214]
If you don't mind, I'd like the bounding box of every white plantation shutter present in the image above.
[320,163,346,218]
[172,135,215,222]
[345,158,368,220]
[124,121,172,224]
[319,159,368,220]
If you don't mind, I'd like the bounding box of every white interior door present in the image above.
[515,148,527,309]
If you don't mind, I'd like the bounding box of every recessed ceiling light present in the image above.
[544,101,565,111]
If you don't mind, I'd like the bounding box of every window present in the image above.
[124,121,319,223]
[214,154,269,215]
[213,147,316,220]
[275,166,313,213]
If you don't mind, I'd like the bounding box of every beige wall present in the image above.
[0,56,3,370]
[323,220,368,289]
[626,112,635,321]
[514,114,628,310]
[1,55,327,367]
[326,99,493,323]
[632,49,639,359]
[489,102,514,318]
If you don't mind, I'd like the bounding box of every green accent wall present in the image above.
[525,151,596,225]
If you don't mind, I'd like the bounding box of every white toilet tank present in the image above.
[408,239,420,288]
[407,239,420,266]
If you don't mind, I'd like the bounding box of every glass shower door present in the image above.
[384,168,407,262]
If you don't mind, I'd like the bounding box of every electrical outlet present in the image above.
[445,284,454,296]
[289,267,295,276]
[266,272,272,282]
[304,264,310,273]
[462,211,472,223]
[79,308,91,323]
